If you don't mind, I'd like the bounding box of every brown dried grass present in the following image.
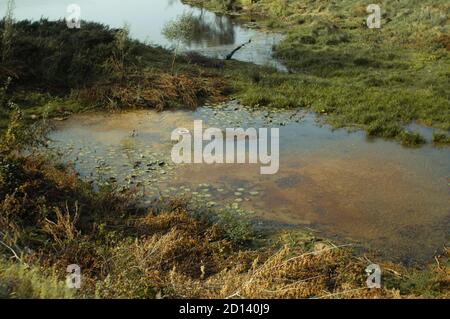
[75,71,226,111]
[1,153,448,299]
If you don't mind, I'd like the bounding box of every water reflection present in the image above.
[186,11,236,46]
[7,0,286,70]
[162,11,236,47]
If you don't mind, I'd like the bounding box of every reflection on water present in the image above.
[48,105,450,265]
[182,12,236,47]
[5,0,286,70]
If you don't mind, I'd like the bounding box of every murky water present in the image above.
[48,104,450,265]
[5,0,286,70]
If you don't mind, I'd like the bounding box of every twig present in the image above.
[384,267,404,278]
[283,244,354,264]
[435,256,442,271]
[0,239,22,263]
[315,287,368,299]
[262,275,325,294]
[225,292,243,299]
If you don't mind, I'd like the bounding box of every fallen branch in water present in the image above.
[225,39,252,60]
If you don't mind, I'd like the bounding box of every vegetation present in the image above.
[0,1,449,299]
[0,112,448,298]
[0,18,227,131]
[184,0,450,145]
[433,133,450,145]
[0,260,74,299]
[2,0,449,145]
[162,12,197,73]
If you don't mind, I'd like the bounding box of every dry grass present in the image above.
[0,19,228,123]
[87,207,450,299]
[74,70,226,111]
[0,141,448,298]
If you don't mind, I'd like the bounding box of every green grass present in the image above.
[433,132,450,145]
[2,3,449,144]
[0,259,74,299]
[184,0,450,145]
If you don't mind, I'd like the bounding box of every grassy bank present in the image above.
[184,0,450,145]
[0,19,228,130]
[2,6,449,145]
[0,116,449,298]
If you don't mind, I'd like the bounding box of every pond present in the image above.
[6,0,287,70]
[48,103,450,265]
[7,0,450,265]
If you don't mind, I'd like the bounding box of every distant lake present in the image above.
[4,0,286,69]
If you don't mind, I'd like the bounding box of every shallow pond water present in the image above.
[6,0,286,70]
[48,104,450,265]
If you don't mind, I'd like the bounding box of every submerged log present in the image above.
[225,39,252,60]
